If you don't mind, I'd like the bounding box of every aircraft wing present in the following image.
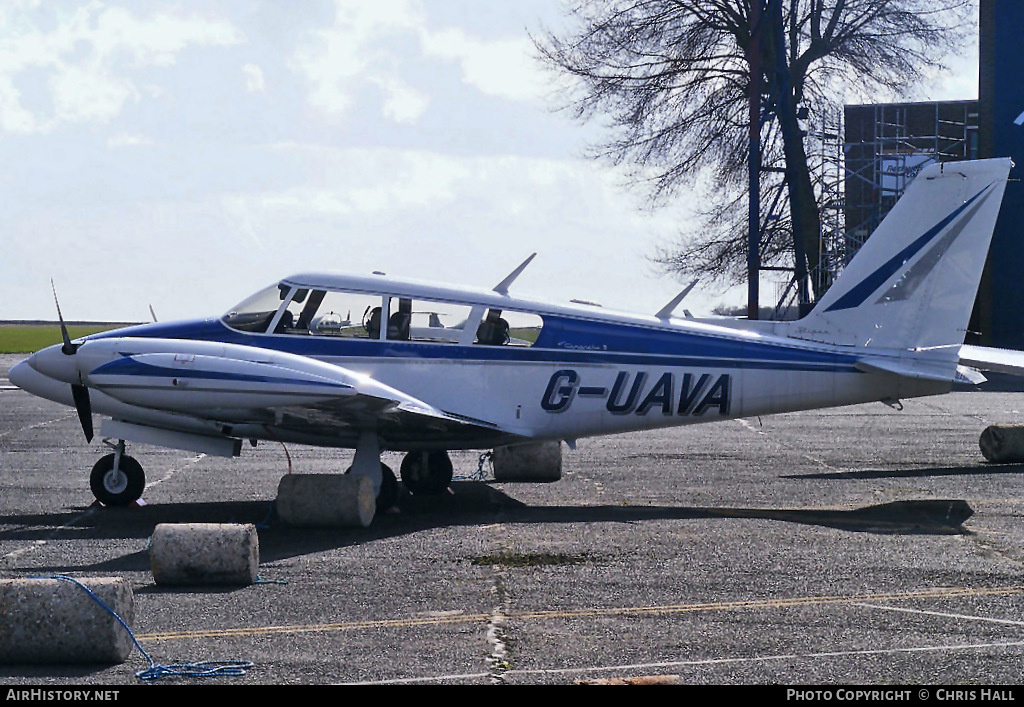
[69,338,525,450]
[263,385,523,449]
[958,344,1024,378]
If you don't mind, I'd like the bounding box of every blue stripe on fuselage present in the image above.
[90,354,350,388]
[88,316,859,374]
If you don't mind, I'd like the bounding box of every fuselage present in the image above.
[10,270,947,452]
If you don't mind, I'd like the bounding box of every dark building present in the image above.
[838,0,1023,347]
[843,101,978,260]
[975,0,1024,348]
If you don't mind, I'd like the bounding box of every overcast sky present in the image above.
[0,0,980,323]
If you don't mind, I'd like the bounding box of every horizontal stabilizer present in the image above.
[958,344,1024,377]
[854,356,958,383]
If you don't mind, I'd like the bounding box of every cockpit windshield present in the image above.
[221,283,290,333]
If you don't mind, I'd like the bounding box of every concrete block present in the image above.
[276,474,375,528]
[492,441,562,482]
[150,523,259,586]
[0,576,134,664]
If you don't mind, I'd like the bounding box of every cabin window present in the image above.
[385,297,474,344]
[475,308,543,347]
[300,290,388,338]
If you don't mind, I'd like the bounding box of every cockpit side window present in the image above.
[272,288,317,333]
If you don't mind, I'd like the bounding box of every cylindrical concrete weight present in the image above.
[0,577,134,664]
[492,441,562,482]
[150,523,259,586]
[980,424,1024,463]
[276,474,375,528]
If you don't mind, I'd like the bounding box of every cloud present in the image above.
[289,0,548,126]
[289,0,425,121]
[0,2,245,134]
[372,74,429,123]
[49,63,138,124]
[419,27,544,105]
[242,63,265,93]
[105,132,152,148]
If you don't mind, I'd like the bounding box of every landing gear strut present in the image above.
[89,440,145,506]
[400,451,453,495]
[344,431,398,513]
[344,463,397,512]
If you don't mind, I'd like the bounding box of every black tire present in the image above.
[89,453,145,506]
[377,463,398,512]
[400,451,453,496]
[346,462,398,512]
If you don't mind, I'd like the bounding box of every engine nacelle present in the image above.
[492,441,561,483]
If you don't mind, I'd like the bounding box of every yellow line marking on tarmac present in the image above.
[136,584,1024,643]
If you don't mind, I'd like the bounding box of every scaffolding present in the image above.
[811,107,846,289]
[771,106,844,318]
[841,100,979,265]
[767,100,977,317]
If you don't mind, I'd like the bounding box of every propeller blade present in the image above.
[50,280,77,355]
[48,282,91,442]
[71,383,93,443]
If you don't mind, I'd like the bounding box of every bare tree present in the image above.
[535,0,971,305]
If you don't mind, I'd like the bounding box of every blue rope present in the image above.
[453,451,492,482]
[136,659,254,681]
[37,575,253,681]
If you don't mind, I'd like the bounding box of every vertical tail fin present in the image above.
[788,158,1012,351]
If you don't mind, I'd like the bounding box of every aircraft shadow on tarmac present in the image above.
[0,481,979,576]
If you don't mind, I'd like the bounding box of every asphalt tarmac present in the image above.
[2,353,1024,686]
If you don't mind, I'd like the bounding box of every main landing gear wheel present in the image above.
[90,453,145,506]
[400,451,453,496]
[346,463,398,513]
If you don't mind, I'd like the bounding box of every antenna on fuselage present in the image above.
[655,279,699,320]
[493,253,536,295]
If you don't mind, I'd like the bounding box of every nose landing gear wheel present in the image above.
[400,451,453,495]
[89,453,145,506]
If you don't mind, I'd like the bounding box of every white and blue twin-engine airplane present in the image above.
[12,157,1024,522]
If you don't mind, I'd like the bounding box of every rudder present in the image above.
[787,158,1012,352]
